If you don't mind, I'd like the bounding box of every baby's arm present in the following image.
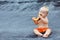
[32,17,39,25]
[32,13,41,25]
[40,16,48,24]
[38,13,48,24]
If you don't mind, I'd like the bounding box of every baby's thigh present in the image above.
[46,28,51,33]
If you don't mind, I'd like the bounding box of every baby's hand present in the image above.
[32,17,38,21]
[39,14,43,19]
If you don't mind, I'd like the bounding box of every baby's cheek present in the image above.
[42,14,44,17]
[43,14,45,16]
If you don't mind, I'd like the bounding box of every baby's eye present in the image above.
[40,14,42,16]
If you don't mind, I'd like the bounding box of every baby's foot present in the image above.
[38,34,43,37]
[43,34,48,38]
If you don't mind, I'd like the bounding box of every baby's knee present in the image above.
[47,28,51,32]
[33,29,38,33]
[33,29,36,32]
[48,28,51,31]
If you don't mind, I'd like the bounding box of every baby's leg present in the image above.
[32,17,38,25]
[43,28,51,38]
[33,29,43,37]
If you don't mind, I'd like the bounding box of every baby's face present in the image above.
[40,11,48,18]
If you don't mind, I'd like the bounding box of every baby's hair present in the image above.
[44,6,49,14]
[43,6,49,11]
[39,6,49,14]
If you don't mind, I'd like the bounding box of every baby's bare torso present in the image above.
[37,17,48,28]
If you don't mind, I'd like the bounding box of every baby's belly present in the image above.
[38,24,48,28]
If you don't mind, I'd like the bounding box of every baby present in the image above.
[32,6,51,38]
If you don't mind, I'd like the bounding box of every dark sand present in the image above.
[0,0,60,40]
